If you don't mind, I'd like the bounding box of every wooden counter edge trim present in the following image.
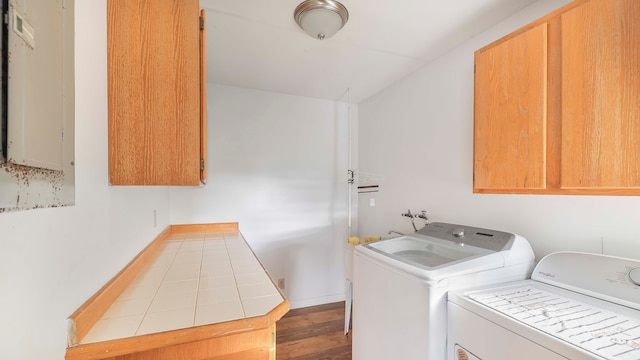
[67,223,236,344]
[67,226,173,346]
[169,222,239,233]
[66,222,289,360]
[65,300,290,360]
[267,298,290,324]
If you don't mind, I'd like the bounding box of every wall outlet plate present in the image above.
[12,10,35,49]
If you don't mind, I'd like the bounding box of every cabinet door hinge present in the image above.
[199,16,205,31]
[200,159,205,171]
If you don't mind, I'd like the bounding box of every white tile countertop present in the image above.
[80,230,284,344]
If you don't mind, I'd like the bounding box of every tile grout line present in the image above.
[132,238,183,336]
[224,232,247,319]
[192,235,206,326]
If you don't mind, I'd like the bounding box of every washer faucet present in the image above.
[402,209,418,232]
[416,210,430,224]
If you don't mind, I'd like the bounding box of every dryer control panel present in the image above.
[533,252,640,311]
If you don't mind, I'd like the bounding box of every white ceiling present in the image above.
[200,0,536,103]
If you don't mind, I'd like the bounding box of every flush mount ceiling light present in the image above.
[294,0,349,40]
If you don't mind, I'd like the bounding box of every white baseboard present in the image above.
[288,293,345,310]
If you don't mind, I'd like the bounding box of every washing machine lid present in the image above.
[357,222,533,281]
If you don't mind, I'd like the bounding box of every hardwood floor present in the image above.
[276,302,352,360]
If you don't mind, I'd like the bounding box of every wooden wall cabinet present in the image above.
[107,0,207,186]
[473,0,640,195]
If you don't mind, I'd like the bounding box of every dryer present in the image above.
[352,222,535,360]
[448,252,640,360]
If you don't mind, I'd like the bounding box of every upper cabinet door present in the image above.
[107,0,203,186]
[560,0,640,189]
[473,23,548,191]
[474,0,640,195]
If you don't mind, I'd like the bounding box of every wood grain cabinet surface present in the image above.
[473,0,640,195]
[474,23,548,191]
[107,0,206,186]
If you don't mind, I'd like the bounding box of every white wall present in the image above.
[10,0,637,358]
[170,84,355,309]
[0,1,172,358]
[358,0,640,261]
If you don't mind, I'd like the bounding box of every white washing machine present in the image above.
[352,222,535,360]
[448,252,640,360]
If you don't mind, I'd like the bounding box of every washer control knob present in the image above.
[630,268,640,286]
[451,228,465,238]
